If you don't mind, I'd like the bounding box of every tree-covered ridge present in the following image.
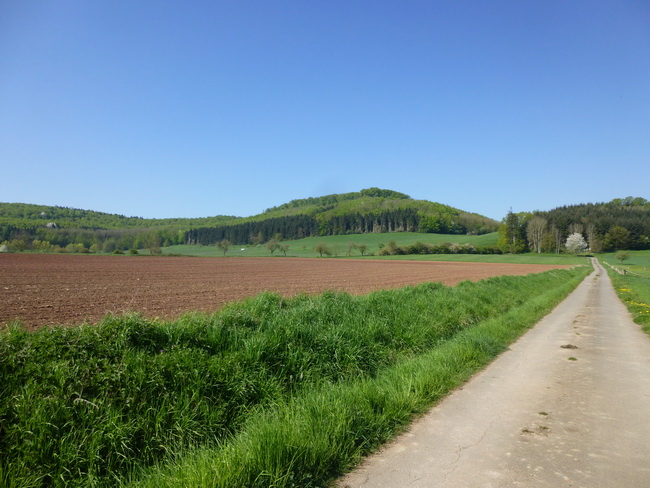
[498,197,650,253]
[263,188,410,214]
[1,189,499,251]
[186,191,499,246]
[0,203,239,230]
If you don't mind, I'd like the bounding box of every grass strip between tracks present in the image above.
[0,267,590,488]
[129,267,589,488]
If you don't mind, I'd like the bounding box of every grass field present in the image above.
[160,232,591,265]
[162,232,499,258]
[0,266,590,487]
[369,253,588,265]
[600,250,650,334]
[599,250,650,277]
[161,236,586,266]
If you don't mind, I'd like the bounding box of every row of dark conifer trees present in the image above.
[183,209,490,246]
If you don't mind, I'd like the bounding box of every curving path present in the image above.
[339,259,650,487]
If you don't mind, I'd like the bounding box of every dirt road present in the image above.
[339,259,650,487]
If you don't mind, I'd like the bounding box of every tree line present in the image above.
[185,209,497,246]
[0,202,237,230]
[1,226,185,254]
[185,215,319,246]
[498,198,650,253]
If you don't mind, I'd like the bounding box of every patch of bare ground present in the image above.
[0,254,569,329]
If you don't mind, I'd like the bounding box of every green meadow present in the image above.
[159,231,587,265]
[162,232,499,258]
[1,266,590,487]
[600,250,650,333]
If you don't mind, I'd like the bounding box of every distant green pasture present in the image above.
[371,253,589,265]
[161,232,587,265]
[600,250,650,334]
[600,250,650,278]
[163,232,499,258]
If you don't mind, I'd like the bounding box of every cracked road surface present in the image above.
[338,259,650,487]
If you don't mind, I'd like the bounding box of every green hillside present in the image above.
[501,196,650,254]
[0,189,498,253]
[185,188,499,245]
[0,202,239,230]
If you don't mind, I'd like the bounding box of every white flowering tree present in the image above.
[565,232,588,255]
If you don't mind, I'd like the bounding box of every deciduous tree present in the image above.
[357,243,368,256]
[347,242,357,256]
[616,252,630,264]
[217,239,230,256]
[565,233,588,255]
[314,242,331,257]
[266,239,280,255]
[526,216,547,254]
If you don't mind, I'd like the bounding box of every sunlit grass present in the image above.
[1,266,590,487]
[602,251,650,334]
[161,232,499,258]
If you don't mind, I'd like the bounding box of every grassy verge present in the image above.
[130,266,589,487]
[599,250,650,334]
[0,267,590,487]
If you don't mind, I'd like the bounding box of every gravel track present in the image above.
[339,258,650,487]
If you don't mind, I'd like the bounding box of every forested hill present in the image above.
[262,188,410,213]
[500,197,650,253]
[185,188,499,245]
[0,203,239,230]
[0,189,498,251]
[0,203,239,252]
[536,197,650,251]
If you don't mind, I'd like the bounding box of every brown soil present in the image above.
[0,254,569,330]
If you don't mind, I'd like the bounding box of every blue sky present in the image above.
[1,1,649,221]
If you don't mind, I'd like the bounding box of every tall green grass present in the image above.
[0,267,590,487]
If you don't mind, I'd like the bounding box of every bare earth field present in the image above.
[0,254,569,330]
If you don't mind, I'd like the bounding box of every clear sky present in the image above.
[1,1,649,222]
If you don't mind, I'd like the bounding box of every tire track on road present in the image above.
[339,258,650,487]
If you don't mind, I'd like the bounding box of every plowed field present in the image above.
[1,254,569,329]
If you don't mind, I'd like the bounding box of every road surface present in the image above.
[339,259,650,487]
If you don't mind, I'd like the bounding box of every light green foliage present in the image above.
[266,239,280,255]
[216,239,231,256]
[616,252,630,264]
[1,267,589,487]
[0,202,238,230]
[313,242,331,257]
